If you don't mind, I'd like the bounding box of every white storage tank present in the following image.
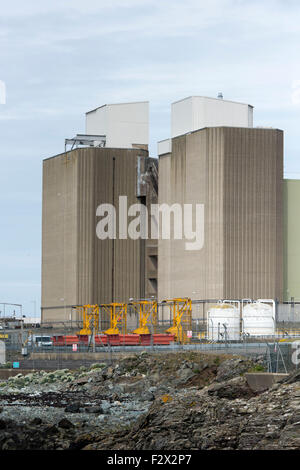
[207,303,240,341]
[242,300,275,337]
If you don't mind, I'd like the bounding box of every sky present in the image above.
[0,0,299,317]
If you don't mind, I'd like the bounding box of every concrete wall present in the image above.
[158,127,283,302]
[42,147,155,325]
[223,128,283,300]
[41,150,78,322]
[283,179,300,301]
[157,153,172,299]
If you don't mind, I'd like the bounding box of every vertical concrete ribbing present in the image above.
[42,147,151,324]
[158,126,283,303]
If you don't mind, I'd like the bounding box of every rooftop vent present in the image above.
[217,92,223,99]
[65,134,106,152]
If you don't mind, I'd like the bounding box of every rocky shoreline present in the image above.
[0,352,299,450]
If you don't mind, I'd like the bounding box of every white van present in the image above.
[28,335,53,347]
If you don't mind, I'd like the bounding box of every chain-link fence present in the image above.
[1,334,299,373]
[0,300,300,371]
[266,341,300,373]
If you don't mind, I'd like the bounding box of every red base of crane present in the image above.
[52,333,175,347]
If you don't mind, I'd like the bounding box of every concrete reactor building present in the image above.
[158,96,283,302]
[41,101,158,325]
[41,93,300,327]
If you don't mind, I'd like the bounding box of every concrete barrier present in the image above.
[245,372,288,392]
[30,352,134,361]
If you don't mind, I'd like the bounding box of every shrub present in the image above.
[214,356,221,366]
[248,364,265,373]
[90,363,106,370]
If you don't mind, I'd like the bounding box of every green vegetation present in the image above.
[89,363,106,370]
[0,362,12,369]
[247,364,265,373]
[213,356,221,366]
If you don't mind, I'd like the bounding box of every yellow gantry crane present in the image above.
[130,300,158,335]
[101,302,127,335]
[164,298,192,344]
[73,298,192,344]
[73,304,100,335]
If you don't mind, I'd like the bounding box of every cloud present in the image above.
[1,0,300,48]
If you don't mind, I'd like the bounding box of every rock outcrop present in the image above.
[0,352,299,450]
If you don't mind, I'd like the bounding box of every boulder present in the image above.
[280,369,300,385]
[215,358,254,382]
[58,418,74,429]
[140,391,155,402]
[207,376,255,399]
[0,419,7,430]
[74,376,89,386]
[65,402,82,413]
[279,422,300,448]
[31,417,42,425]
[85,406,103,414]
[176,368,195,384]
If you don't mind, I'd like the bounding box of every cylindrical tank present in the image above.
[242,302,275,337]
[207,303,240,341]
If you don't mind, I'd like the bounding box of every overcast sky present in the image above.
[0,0,299,316]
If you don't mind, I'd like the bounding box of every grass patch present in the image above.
[213,356,221,366]
[247,364,265,373]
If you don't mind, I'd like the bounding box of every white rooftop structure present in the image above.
[172,95,253,138]
[85,101,149,149]
[158,95,254,156]
[157,138,172,157]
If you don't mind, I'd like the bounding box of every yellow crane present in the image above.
[164,298,192,344]
[101,303,127,335]
[73,304,100,335]
[130,300,158,335]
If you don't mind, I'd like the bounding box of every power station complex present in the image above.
[41,96,298,326]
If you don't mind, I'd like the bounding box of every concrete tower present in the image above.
[41,102,157,325]
[158,96,283,302]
